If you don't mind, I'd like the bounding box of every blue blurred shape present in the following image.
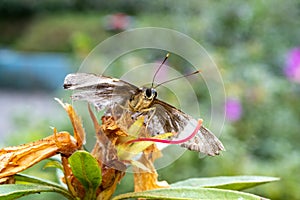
[0,49,72,91]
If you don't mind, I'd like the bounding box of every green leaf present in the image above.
[15,173,64,189]
[0,184,74,200]
[112,187,266,200]
[68,150,102,200]
[43,160,64,171]
[171,176,280,190]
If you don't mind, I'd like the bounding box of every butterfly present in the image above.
[63,59,225,156]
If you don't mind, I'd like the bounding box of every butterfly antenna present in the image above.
[154,70,201,89]
[151,53,170,88]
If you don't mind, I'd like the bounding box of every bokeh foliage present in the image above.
[1,1,299,199]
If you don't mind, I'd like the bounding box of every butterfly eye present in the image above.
[145,88,157,99]
[145,88,152,98]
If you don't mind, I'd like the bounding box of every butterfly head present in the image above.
[128,87,157,112]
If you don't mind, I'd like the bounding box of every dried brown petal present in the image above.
[0,131,78,179]
[0,100,85,179]
[0,176,15,184]
[133,153,169,192]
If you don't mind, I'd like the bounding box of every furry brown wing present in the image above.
[150,99,225,156]
[64,73,138,111]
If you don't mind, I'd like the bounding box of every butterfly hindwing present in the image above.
[150,99,225,156]
[150,99,190,134]
[181,125,225,156]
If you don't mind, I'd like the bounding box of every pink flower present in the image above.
[225,98,243,122]
[284,47,300,83]
[104,13,132,31]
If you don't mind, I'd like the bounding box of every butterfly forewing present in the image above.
[64,73,138,111]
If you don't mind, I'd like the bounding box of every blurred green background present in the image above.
[0,1,299,199]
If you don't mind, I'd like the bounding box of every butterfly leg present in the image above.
[116,103,129,112]
[111,103,131,120]
[140,107,156,130]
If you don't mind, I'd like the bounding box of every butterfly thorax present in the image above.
[128,87,157,112]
